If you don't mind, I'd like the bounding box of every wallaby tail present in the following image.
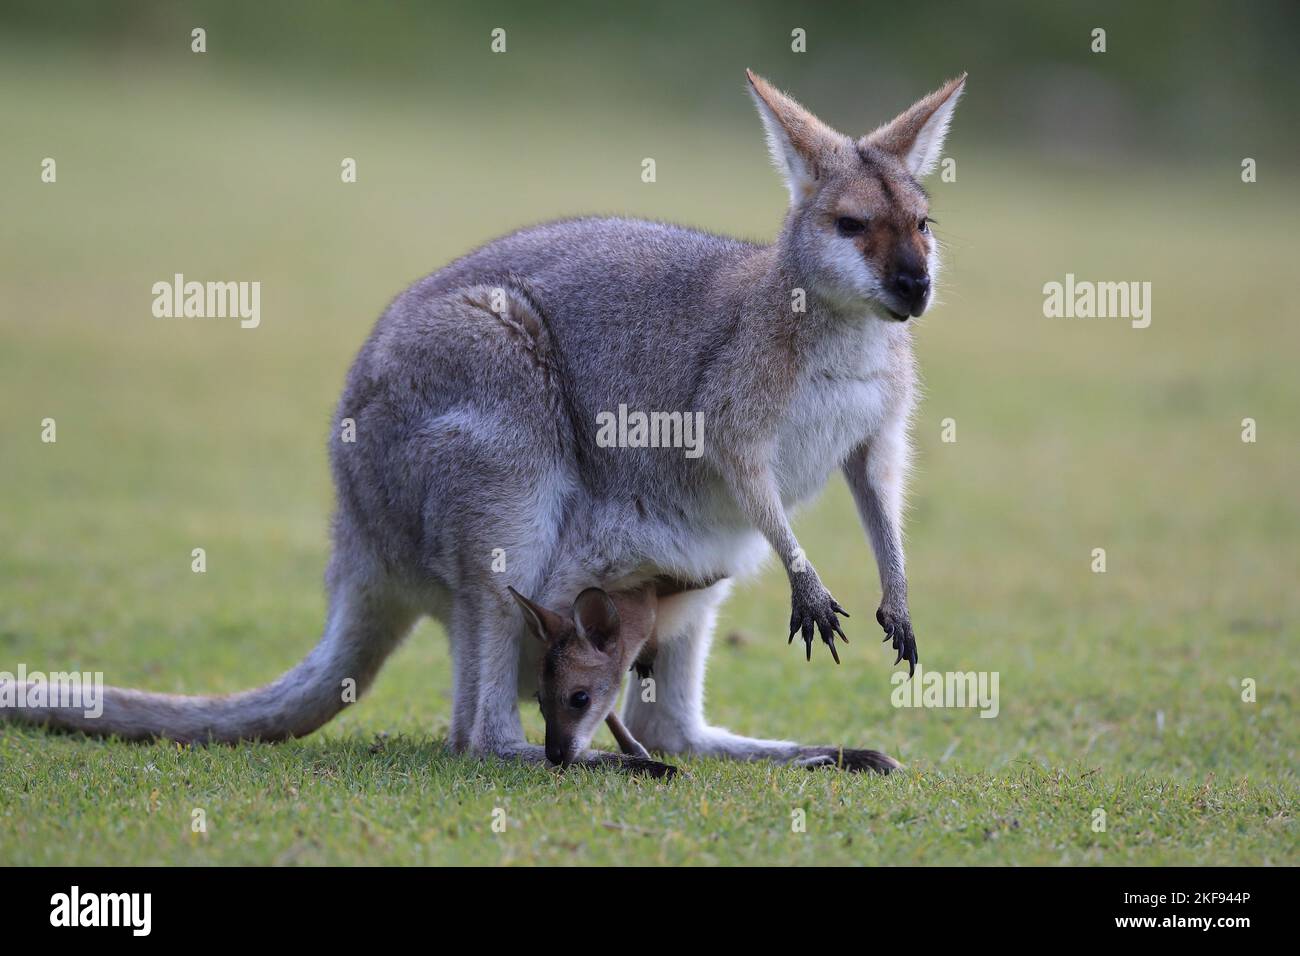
[0,581,416,745]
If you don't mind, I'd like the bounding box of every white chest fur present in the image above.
[773,319,902,507]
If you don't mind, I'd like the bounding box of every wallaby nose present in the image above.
[891,272,930,316]
[545,737,571,766]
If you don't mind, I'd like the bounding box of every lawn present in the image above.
[0,42,1296,865]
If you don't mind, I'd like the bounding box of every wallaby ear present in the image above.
[572,588,620,655]
[507,587,567,644]
[863,73,966,178]
[746,69,842,203]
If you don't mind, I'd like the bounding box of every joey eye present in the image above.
[568,691,590,710]
[835,216,867,237]
[918,217,932,234]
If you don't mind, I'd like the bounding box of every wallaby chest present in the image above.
[772,319,903,505]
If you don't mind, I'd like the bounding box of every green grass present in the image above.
[1,43,1297,865]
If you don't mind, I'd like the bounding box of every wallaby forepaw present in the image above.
[788,580,849,663]
[627,756,679,779]
[876,605,918,677]
[584,750,679,779]
[612,754,679,779]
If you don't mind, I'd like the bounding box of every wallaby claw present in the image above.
[789,585,849,663]
[876,606,918,677]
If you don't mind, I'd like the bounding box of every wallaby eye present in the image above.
[918,217,932,234]
[835,216,867,237]
[568,690,590,710]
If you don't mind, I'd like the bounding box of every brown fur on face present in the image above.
[508,586,657,766]
[825,146,931,302]
[746,69,965,317]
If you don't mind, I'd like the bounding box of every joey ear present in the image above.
[571,588,620,655]
[507,587,567,644]
[746,69,842,203]
[863,73,966,178]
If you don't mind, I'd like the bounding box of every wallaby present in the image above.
[508,584,662,766]
[2,70,964,774]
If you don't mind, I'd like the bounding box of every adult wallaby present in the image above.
[2,70,963,773]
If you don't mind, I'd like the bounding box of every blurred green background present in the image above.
[0,1,1296,865]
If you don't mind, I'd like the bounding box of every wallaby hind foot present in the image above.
[792,746,901,774]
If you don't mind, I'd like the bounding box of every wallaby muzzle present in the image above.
[545,730,571,767]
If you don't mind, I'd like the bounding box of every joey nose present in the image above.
[891,272,930,316]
